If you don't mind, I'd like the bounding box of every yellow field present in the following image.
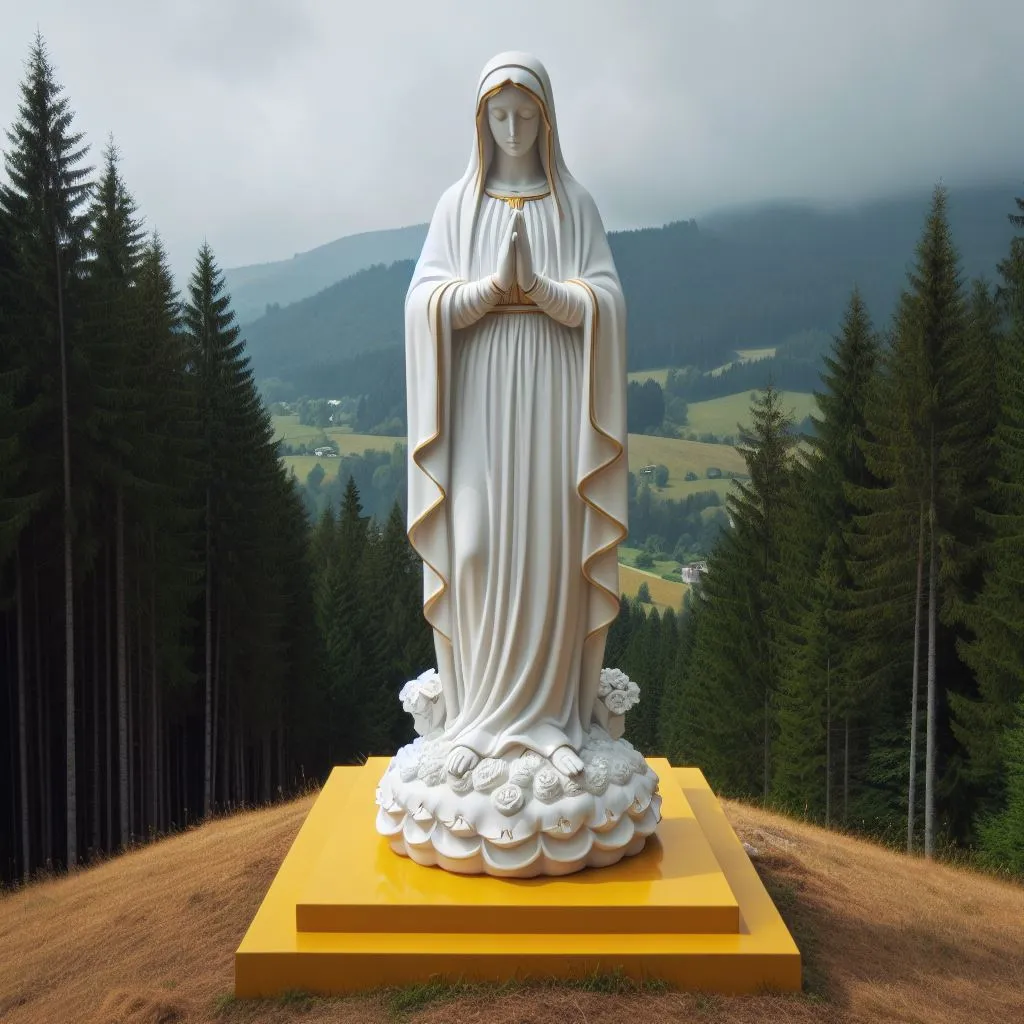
[685,392,816,439]
[619,563,688,614]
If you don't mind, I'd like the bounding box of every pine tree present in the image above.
[184,243,263,812]
[955,188,1024,830]
[1,33,93,868]
[976,696,1024,873]
[772,541,841,820]
[667,384,796,798]
[781,289,880,825]
[83,140,147,846]
[855,186,987,855]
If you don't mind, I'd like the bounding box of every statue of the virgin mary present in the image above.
[375,52,660,877]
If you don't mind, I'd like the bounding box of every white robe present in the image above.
[404,53,628,762]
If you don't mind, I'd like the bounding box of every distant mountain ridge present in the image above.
[237,182,1021,400]
[225,223,428,324]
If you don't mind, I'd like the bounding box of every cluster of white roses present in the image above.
[598,668,641,717]
[398,668,445,736]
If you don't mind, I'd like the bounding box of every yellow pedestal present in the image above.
[235,759,801,996]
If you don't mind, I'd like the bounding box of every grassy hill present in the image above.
[627,367,674,387]
[685,392,818,439]
[631,350,780,386]
[627,433,747,502]
[2,790,1021,1022]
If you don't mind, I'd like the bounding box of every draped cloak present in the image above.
[404,53,628,759]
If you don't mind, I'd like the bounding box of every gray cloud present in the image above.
[3,0,1023,285]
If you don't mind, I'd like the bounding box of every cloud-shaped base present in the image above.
[375,729,662,878]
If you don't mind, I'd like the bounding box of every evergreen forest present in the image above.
[1,37,1023,886]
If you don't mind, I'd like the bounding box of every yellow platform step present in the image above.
[235,759,801,996]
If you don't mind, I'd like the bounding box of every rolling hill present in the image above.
[225,223,428,325]
[236,183,1020,401]
[1,788,1020,1022]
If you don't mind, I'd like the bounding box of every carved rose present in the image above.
[584,760,610,795]
[604,689,635,716]
[533,768,563,803]
[399,669,446,736]
[417,757,447,787]
[521,750,544,771]
[600,668,630,695]
[448,770,475,795]
[472,757,508,793]
[492,783,525,816]
[399,760,420,782]
[563,777,586,797]
[509,757,536,786]
[609,759,633,785]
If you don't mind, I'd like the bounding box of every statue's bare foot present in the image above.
[551,745,585,776]
[446,745,480,777]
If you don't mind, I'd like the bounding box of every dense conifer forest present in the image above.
[0,38,429,883]
[1,37,1022,884]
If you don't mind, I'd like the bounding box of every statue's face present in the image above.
[487,85,540,159]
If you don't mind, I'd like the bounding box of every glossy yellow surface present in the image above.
[235,759,801,996]
[297,759,738,935]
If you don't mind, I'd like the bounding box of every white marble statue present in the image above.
[375,51,660,877]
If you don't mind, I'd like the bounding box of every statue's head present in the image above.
[469,52,567,214]
[486,84,541,159]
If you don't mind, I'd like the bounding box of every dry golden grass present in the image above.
[618,563,688,614]
[1,791,1022,1024]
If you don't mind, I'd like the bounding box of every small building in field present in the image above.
[681,561,708,584]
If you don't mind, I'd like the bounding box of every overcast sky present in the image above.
[3,0,1023,282]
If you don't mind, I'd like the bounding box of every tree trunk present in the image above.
[149,580,158,837]
[91,564,100,856]
[262,733,272,804]
[925,493,938,858]
[128,613,134,843]
[35,576,51,869]
[56,236,77,871]
[106,543,113,852]
[16,547,31,882]
[277,719,285,799]
[763,688,769,804]
[135,574,145,836]
[220,634,230,810]
[908,506,924,853]
[825,656,831,827]
[117,488,129,848]
[843,714,850,825]
[203,488,213,817]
